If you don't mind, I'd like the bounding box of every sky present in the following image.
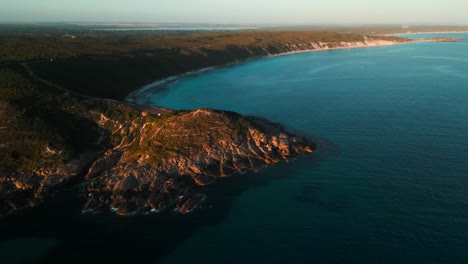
[1,0,467,25]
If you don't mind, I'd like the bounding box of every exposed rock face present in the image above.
[0,154,97,216]
[303,38,404,51]
[0,103,314,217]
[82,109,314,215]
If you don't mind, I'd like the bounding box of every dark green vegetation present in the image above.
[0,64,140,173]
[0,64,125,214]
[0,66,95,173]
[0,61,312,216]
[0,24,410,100]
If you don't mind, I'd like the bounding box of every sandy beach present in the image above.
[126,39,420,103]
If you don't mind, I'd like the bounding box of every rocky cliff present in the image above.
[0,67,314,217]
[83,109,313,215]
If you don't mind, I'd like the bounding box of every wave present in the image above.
[435,65,468,78]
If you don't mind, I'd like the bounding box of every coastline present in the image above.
[270,39,423,57]
[126,67,217,103]
[125,39,421,103]
[388,30,468,36]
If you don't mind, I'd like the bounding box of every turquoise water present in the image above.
[135,34,468,264]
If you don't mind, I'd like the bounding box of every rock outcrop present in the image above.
[0,75,315,217]
[0,154,97,216]
[82,109,314,215]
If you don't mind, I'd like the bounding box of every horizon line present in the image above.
[1,21,467,26]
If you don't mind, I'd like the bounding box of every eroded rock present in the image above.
[81,109,315,215]
[1,107,315,217]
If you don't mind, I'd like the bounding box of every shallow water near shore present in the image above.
[1,33,468,264]
[137,33,468,264]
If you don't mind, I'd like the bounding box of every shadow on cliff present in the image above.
[0,135,340,264]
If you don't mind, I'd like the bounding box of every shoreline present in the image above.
[270,39,423,57]
[388,30,468,36]
[125,39,422,103]
[126,66,217,103]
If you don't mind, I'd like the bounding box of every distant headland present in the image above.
[423,37,463,42]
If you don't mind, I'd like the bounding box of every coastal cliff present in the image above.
[83,109,313,215]
[0,66,314,217]
[2,31,413,100]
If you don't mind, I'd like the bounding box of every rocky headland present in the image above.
[423,37,463,42]
[83,109,314,215]
[0,66,314,217]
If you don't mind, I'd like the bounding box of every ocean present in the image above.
[1,33,468,263]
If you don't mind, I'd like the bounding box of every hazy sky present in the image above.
[1,0,467,24]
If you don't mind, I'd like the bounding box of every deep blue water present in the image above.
[135,33,468,264]
[1,34,468,264]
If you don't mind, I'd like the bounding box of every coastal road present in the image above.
[20,62,173,117]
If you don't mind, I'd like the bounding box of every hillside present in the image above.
[0,65,314,217]
[0,30,412,100]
